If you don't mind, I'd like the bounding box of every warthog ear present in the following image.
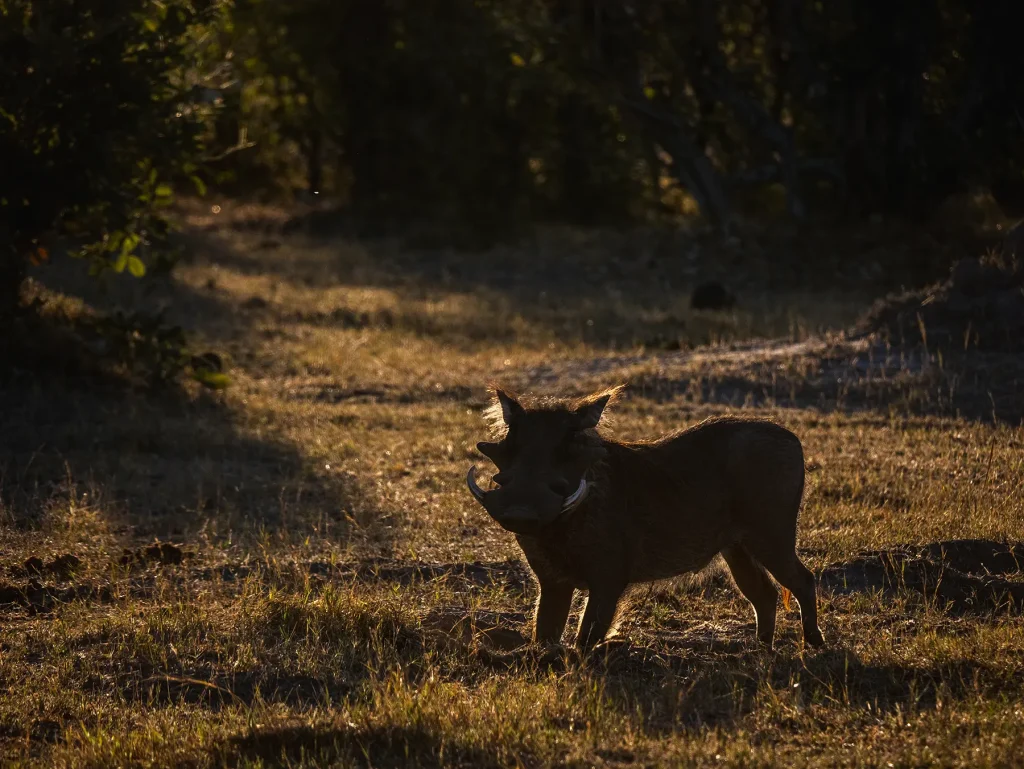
[573,385,625,429]
[494,389,525,426]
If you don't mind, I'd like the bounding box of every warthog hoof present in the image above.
[805,626,826,648]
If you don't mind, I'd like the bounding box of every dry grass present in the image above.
[2,203,1023,767]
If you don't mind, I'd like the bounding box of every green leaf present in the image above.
[155,184,173,198]
[190,175,207,196]
[107,230,125,252]
[113,251,129,272]
[192,370,231,390]
[121,232,141,255]
[127,255,146,277]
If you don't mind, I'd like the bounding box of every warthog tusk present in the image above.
[466,465,487,503]
[561,479,588,513]
[468,468,588,516]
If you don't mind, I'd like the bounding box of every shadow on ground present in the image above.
[0,307,361,543]
[582,643,1011,732]
[1,222,379,542]
[385,539,1024,725]
[8,540,1014,738]
[218,722,519,769]
[0,374,360,540]
[819,539,1024,613]
[197,540,1024,726]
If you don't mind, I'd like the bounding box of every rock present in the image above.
[47,554,81,579]
[690,282,737,311]
[118,542,186,568]
[144,543,184,565]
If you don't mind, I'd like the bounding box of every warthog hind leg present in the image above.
[721,544,780,647]
[744,539,825,647]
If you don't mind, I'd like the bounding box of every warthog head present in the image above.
[466,387,622,534]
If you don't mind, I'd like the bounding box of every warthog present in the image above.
[466,386,824,651]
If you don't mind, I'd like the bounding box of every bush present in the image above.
[0,0,220,317]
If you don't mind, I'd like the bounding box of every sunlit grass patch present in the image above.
[3,216,1024,766]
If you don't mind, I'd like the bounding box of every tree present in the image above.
[0,0,220,318]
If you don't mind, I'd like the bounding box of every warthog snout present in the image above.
[466,465,588,533]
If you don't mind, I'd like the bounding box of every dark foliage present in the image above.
[219,0,1024,231]
[0,0,218,316]
[4,0,1024,321]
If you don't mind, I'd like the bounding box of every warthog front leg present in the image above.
[575,582,626,651]
[533,582,575,643]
